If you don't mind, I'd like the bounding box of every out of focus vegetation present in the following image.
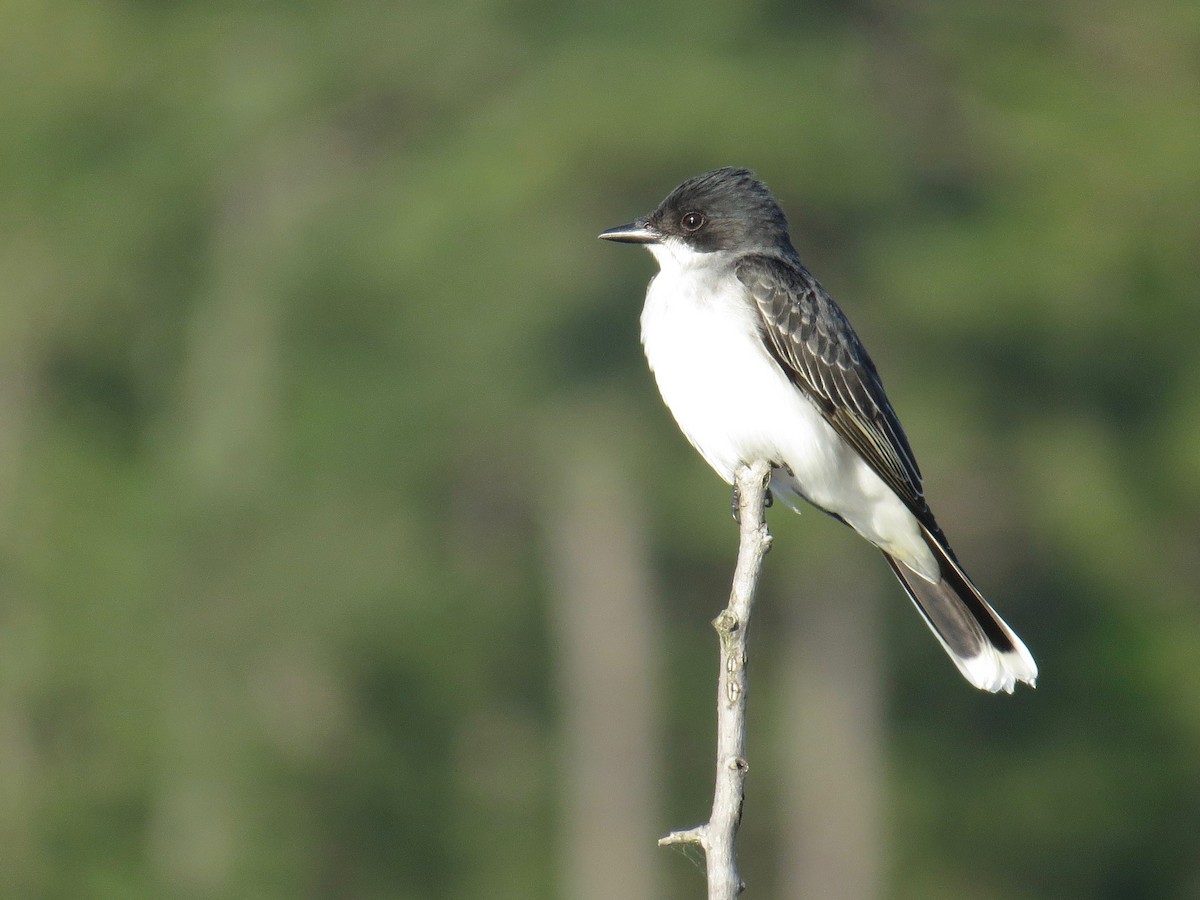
[2,0,1198,897]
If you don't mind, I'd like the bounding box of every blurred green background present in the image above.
[4,0,1199,897]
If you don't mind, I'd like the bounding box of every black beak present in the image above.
[598,220,661,244]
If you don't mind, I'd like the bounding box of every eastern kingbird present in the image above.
[600,167,1036,693]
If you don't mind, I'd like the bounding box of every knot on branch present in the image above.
[713,609,740,635]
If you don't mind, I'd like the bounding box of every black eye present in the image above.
[681,211,705,232]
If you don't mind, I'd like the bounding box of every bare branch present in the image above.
[660,459,774,898]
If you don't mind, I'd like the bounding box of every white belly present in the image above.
[639,251,936,579]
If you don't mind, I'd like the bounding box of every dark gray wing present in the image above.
[736,253,930,521]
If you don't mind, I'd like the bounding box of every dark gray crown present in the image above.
[647,167,794,255]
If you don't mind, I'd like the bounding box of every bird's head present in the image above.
[599,167,794,261]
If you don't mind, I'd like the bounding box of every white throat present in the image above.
[645,237,732,276]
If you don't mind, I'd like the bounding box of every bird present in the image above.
[599,167,1036,693]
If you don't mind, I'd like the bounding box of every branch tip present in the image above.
[658,826,706,848]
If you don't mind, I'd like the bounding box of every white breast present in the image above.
[641,255,787,481]
[637,239,936,579]
[639,242,829,485]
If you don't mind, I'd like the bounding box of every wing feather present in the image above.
[736,253,929,521]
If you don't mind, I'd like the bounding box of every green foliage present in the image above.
[2,0,1198,895]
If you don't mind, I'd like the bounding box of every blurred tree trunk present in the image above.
[779,557,885,900]
[154,132,347,892]
[175,125,353,496]
[177,164,287,496]
[544,420,663,900]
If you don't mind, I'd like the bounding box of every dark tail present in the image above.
[884,527,1037,693]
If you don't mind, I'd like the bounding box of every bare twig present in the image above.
[660,460,774,898]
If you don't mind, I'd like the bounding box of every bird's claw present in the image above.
[731,483,772,523]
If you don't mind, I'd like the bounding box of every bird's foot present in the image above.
[730,483,772,524]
